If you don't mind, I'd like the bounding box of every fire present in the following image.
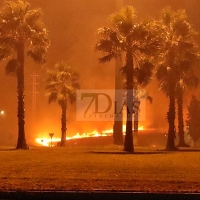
[35,125,144,147]
[36,137,61,147]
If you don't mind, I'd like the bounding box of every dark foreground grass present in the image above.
[0,145,200,193]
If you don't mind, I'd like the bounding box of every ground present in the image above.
[0,145,200,193]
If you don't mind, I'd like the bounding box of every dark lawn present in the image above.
[0,145,200,193]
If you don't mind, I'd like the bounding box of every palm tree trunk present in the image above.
[133,111,139,146]
[166,86,176,150]
[16,42,28,150]
[113,0,124,145]
[123,48,134,152]
[60,102,67,146]
[113,52,123,145]
[113,118,123,145]
[177,89,187,147]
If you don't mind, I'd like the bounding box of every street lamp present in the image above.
[0,110,5,115]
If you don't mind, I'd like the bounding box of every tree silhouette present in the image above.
[0,0,50,149]
[186,95,200,147]
[45,61,80,146]
[96,6,160,152]
[156,7,199,150]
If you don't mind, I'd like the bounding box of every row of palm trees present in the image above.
[0,1,199,151]
[0,0,81,149]
[95,6,200,151]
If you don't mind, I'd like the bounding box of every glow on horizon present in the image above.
[0,110,4,115]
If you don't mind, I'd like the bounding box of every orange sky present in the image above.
[0,0,200,145]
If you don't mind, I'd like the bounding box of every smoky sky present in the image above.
[0,0,200,145]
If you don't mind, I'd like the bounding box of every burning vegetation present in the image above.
[36,125,144,147]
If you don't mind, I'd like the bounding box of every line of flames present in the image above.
[36,125,144,147]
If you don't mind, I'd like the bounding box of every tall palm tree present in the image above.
[176,66,199,147]
[112,0,124,146]
[45,61,80,146]
[0,0,50,149]
[121,58,154,146]
[113,51,123,145]
[176,45,199,147]
[156,60,177,150]
[96,6,160,152]
[156,7,199,150]
[133,90,153,146]
[186,95,200,147]
[174,9,200,147]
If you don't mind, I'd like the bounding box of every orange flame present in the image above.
[35,126,144,147]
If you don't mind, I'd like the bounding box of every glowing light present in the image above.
[0,110,4,115]
[36,137,61,147]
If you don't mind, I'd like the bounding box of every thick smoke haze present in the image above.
[0,0,200,145]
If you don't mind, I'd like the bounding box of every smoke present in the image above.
[0,0,200,145]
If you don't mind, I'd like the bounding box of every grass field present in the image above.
[0,145,200,193]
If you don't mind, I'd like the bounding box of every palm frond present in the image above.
[161,7,174,26]
[95,39,114,53]
[46,91,57,104]
[97,27,112,36]
[99,53,115,63]
[45,61,80,105]
[120,64,127,75]
[0,0,50,64]
[137,60,154,86]
[110,6,136,35]
[156,64,168,81]
[146,95,153,103]
[0,44,13,60]
[184,71,199,88]
[5,58,18,75]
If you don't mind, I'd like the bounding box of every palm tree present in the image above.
[176,45,199,147]
[176,67,199,147]
[45,61,80,146]
[96,6,160,152]
[156,7,199,150]
[174,9,200,147]
[186,95,200,147]
[156,61,177,150]
[0,0,50,149]
[132,90,153,146]
[113,52,123,145]
[112,0,124,146]
[121,58,154,146]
